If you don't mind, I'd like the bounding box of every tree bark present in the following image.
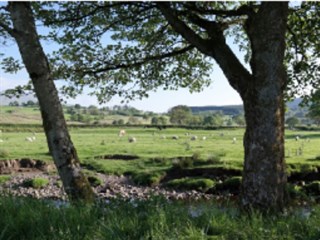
[8,2,95,202]
[241,2,288,211]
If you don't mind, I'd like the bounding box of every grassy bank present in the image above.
[0,196,319,240]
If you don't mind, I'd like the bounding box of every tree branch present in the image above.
[157,2,251,95]
[82,45,195,74]
[156,2,211,55]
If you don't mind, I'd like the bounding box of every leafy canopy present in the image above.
[1,2,319,103]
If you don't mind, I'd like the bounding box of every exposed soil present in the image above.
[162,167,242,182]
[288,169,320,182]
[0,159,55,174]
[94,154,139,161]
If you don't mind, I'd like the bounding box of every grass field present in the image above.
[1,127,319,177]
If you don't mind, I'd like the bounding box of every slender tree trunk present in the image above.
[8,2,95,202]
[241,3,288,211]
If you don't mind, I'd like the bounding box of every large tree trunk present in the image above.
[8,2,95,202]
[241,3,288,211]
[157,2,289,211]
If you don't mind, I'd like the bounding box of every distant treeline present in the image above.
[1,123,319,133]
[190,105,244,116]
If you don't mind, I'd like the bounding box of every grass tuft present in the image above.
[166,177,215,192]
[23,177,49,189]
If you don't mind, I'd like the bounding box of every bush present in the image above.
[132,171,166,186]
[0,175,11,184]
[166,177,215,192]
[23,178,49,189]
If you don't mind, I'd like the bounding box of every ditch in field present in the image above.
[1,157,320,201]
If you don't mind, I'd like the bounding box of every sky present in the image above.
[0,3,244,113]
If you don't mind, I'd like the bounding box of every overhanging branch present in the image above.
[82,45,195,74]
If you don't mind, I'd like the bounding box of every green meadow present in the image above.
[1,127,319,177]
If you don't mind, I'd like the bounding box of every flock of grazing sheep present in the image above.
[0,129,310,146]
[117,129,237,144]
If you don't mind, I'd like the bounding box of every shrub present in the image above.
[0,149,10,158]
[0,175,11,184]
[23,178,49,189]
[166,177,215,192]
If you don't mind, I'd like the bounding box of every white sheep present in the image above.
[232,137,237,144]
[0,139,3,143]
[172,135,179,140]
[190,135,198,141]
[128,137,136,143]
[161,135,166,139]
[25,137,33,142]
[202,136,207,141]
[118,129,126,137]
[295,136,300,141]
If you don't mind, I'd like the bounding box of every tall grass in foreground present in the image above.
[0,196,319,240]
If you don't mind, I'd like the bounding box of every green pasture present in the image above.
[0,127,319,176]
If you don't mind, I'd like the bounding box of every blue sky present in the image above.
[0,4,244,113]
